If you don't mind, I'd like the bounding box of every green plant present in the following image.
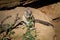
[0,24,15,40]
[0,14,20,40]
[22,27,36,40]
[22,14,37,40]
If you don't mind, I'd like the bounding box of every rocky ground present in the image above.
[0,7,55,40]
[0,0,60,40]
[38,2,60,40]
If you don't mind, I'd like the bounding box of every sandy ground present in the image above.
[38,2,60,19]
[0,7,55,40]
[38,2,60,40]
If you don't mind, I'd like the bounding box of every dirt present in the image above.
[38,2,60,40]
[0,7,55,40]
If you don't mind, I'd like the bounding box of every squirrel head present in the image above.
[24,7,32,19]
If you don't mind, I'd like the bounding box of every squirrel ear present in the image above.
[24,7,32,16]
[27,8,32,14]
[26,7,31,10]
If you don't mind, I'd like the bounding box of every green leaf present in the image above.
[8,31,15,35]
[22,30,35,40]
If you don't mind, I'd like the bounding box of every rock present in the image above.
[0,0,38,9]
[0,7,55,40]
[0,0,20,9]
[38,2,60,20]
